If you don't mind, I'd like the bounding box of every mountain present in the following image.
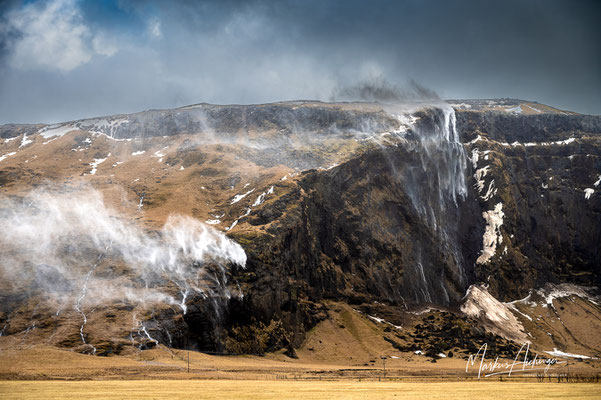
[0,99,600,365]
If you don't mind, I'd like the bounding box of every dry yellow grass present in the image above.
[0,380,599,399]
[1,302,598,381]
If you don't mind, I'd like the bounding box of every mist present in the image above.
[332,78,440,103]
[0,186,246,327]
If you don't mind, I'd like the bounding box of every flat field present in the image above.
[1,380,599,399]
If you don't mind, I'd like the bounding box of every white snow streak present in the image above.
[230,188,255,204]
[0,151,17,163]
[544,349,592,359]
[20,134,33,148]
[89,154,110,175]
[477,203,504,264]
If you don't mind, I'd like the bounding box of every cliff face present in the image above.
[457,111,601,300]
[0,100,599,357]
[221,106,601,351]
[229,109,481,344]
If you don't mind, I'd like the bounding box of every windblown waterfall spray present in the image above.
[381,104,470,304]
[0,186,247,350]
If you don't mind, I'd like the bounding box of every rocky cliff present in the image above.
[0,100,599,359]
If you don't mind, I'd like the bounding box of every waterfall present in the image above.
[385,104,469,304]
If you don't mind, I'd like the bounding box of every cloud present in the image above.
[92,33,119,57]
[0,0,599,123]
[331,76,440,103]
[147,17,161,38]
[4,0,119,71]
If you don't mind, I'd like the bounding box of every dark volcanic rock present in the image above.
[216,107,601,351]
[456,111,601,300]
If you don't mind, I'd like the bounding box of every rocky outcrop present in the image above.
[457,111,601,301]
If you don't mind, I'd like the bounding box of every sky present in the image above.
[0,0,599,124]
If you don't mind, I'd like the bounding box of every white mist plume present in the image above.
[0,186,246,315]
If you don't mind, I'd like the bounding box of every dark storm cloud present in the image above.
[0,0,21,59]
[332,78,440,102]
[0,0,599,124]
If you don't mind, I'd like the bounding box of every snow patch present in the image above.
[0,151,17,163]
[450,103,473,110]
[481,179,497,201]
[584,188,594,200]
[319,163,340,171]
[477,203,504,264]
[505,303,533,321]
[474,166,490,193]
[131,151,145,156]
[505,105,523,114]
[544,349,592,359]
[226,220,238,231]
[230,188,255,204]
[460,285,527,341]
[89,154,110,175]
[461,285,515,324]
[366,314,402,329]
[508,137,576,147]
[252,193,267,207]
[205,219,221,225]
[468,135,482,145]
[252,187,274,207]
[153,147,168,163]
[537,283,598,308]
[19,134,33,148]
[524,104,542,113]
[470,148,479,169]
[38,124,78,138]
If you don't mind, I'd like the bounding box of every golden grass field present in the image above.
[1,342,600,399]
[1,380,599,399]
